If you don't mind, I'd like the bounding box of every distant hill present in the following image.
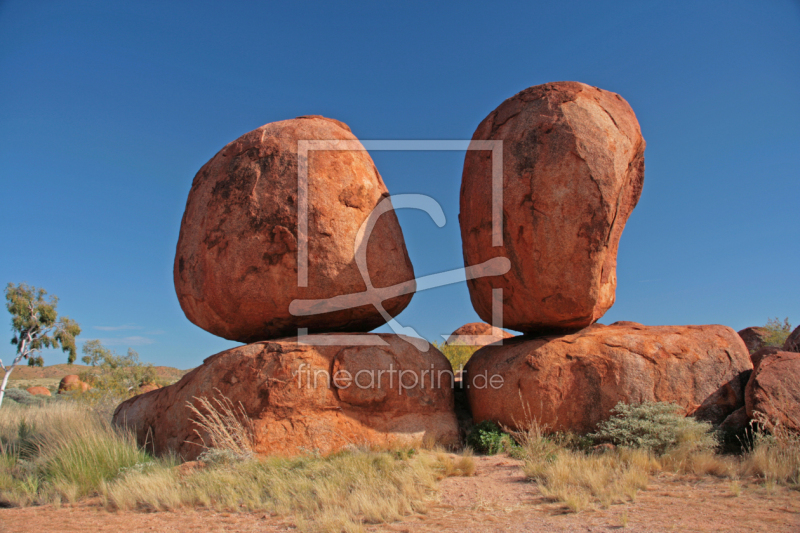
[7,363,189,382]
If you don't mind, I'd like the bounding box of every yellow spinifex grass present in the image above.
[186,389,254,458]
[102,450,443,533]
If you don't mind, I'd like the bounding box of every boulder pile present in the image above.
[114,116,457,457]
[461,82,754,433]
[116,84,786,452]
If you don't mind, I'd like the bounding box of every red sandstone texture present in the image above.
[464,322,752,433]
[460,82,645,334]
[745,350,800,431]
[174,116,415,343]
[25,386,51,396]
[113,334,458,459]
[737,326,770,353]
[784,325,800,352]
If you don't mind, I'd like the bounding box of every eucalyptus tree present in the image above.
[1,283,81,407]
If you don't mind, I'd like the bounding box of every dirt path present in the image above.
[1,456,798,532]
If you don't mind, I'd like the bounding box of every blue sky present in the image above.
[1,1,798,370]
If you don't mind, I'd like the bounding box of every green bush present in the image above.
[432,341,479,372]
[762,317,792,348]
[2,388,56,407]
[79,340,160,396]
[590,402,717,455]
[466,420,518,455]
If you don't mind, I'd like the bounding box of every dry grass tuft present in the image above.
[0,402,149,506]
[103,451,440,533]
[433,448,476,477]
[186,390,255,460]
[742,412,800,485]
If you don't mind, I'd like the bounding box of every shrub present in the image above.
[79,340,160,396]
[2,388,55,407]
[432,341,479,373]
[762,317,793,348]
[591,402,717,455]
[466,420,518,455]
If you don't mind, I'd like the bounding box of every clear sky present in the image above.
[1,1,798,370]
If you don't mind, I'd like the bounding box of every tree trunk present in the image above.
[0,365,15,408]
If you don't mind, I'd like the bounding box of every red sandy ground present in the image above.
[1,455,798,532]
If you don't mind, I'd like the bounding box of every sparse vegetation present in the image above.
[1,283,81,408]
[0,402,149,506]
[508,402,800,513]
[79,340,160,395]
[3,392,800,527]
[762,317,793,348]
[432,341,479,373]
[466,420,519,455]
[590,401,717,455]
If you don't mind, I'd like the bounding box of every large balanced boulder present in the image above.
[174,116,415,343]
[460,82,645,334]
[737,326,770,354]
[745,350,800,431]
[464,322,752,434]
[446,322,513,346]
[784,326,800,353]
[113,334,458,459]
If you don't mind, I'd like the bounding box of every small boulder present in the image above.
[113,334,458,459]
[719,406,750,433]
[737,326,770,354]
[464,323,752,434]
[58,375,90,393]
[174,116,416,343]
[460,82,645,334]
[445,322,513,346]
[26,386,51,396]
[784,326,800,353]
[745,350,800,431]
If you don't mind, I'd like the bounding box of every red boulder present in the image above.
[460,82,645,334]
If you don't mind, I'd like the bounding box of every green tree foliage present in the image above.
[79,339,158,395]
[762,317,792,348]
[1,283,81,408]
[432,341,479,372]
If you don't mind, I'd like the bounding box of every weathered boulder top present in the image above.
[737,326,770,353]
[174,115,416,344]
[445,322,513,345]
[464,322,752,434]
[460,81,645,334]
[112,334,459,459]
[784,325,800,353]
[745,350,800,432]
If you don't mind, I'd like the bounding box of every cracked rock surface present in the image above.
[113,333,459,459]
